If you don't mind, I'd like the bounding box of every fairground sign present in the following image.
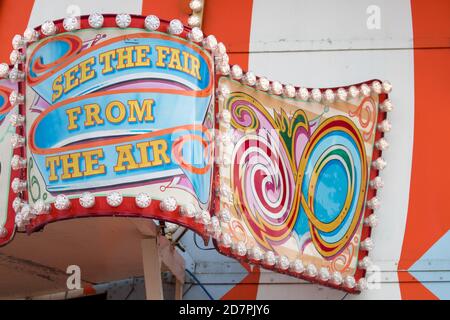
[0,14,393,293]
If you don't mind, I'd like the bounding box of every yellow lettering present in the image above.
[190,55,201,80]
[135,45,151,67]
[150,139,171,166]
[79,57,96,84]
[99,50,117,74]
[181,51,191,74]
[63,65,79,93]
[105,101,126,124]
[136,141,153,168]
[66,106,82,131]
[83,103,104,127]
[128,99,155,123]
[155,46,170,67]
[52,75,64,102]
[45,156,61,182]
[116,46,135,70]
[168,48,183,71]
[82,149,105,177]
[60,153,83,180]
[114,144,139,171]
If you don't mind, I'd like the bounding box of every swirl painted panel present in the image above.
[215,77,382,287]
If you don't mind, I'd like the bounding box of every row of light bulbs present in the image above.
[3,12,388,292]
[12,190,216,229]
[187,0,204,28]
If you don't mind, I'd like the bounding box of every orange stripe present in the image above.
[0,0,35,62]
[221,263,260,300]
[202,0,253,70]
[141,0,190,24]
[399,0,450,300]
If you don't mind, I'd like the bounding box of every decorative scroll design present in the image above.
[226,92,368,259]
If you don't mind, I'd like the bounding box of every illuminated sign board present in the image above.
[0,15,392,293]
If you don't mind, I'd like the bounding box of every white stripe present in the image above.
[248,0,414,299]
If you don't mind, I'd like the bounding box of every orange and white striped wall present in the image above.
[0,0,448,300]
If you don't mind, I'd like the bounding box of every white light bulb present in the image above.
[10,155,27,170]
[11,178,27,193]
[360,83,371,97]
[9,91,24,106]
[168,19,184,35]
[220,233,232,248]
[375,138,389,151]
[337,88,348,101]
[344,275,356,289]
[378,119,392,132]
[63,16,80,31]
[283,84,296,98]
[364,214,379,227]
[188,14,201,28]
[144,15,160,31]
[219,208,231,223]
[190,0,203,12]
[33,199,50,215]
[9,114,25,127]
[8,65,24,82]
[188,27,203,43]
[242,71,256,86]
[380,99,394,112]
[256,77,270,91]
[180,203,196,218]
[349,86,360,99]
[88,13,104,29]
[358,256,373,269]
[11,134,25,148]
[360,237,374,251]
[382,80,392,93]
[12,197,25,213]
[306,264,318,277]
[367,197,381,210]
[290,259,305,274]
[264,251,276,266]
[160,197,177,212]
[249,246,263,260]
[277,255,290,270]
[23,28,39,42]
[319,267,331,281]
[0,63,10,78]
[41,20,57,36]
[324,89,335,103]
[372,81,382,94]
[230,65,243,80]
[311,88,322,102]
[116,13,131,28]
[297,87,310,101]
[54,194,71,210]
[12,34,24,49]
[135,192,152,208]
[106,192,123,207]
[269,81,283,95]
[10,50,24,64]
[202,35,217,51]
[216,62,230,75]
[79,192,95,208]
[357,278,368,291]
[372,157,387,171]
[331,271,343,285]
[369,176,384,189]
